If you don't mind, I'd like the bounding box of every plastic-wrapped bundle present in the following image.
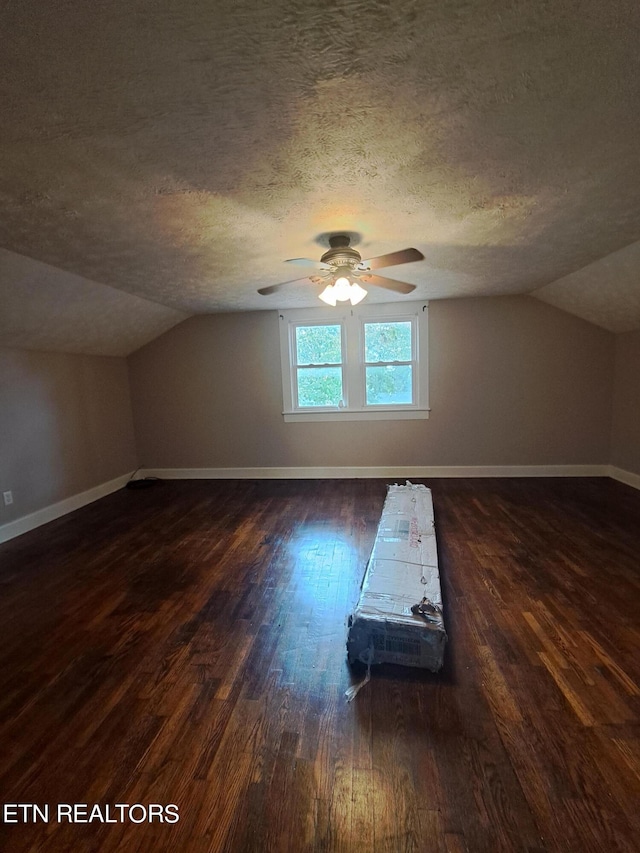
[347,483,447,674]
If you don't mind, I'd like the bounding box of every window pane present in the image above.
[297,367,343,407]
[296,324,342,365]
[366,365,413,405]
[364,321,412,362]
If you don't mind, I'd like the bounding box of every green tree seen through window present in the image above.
[292,320,414,407]
[364,322,412,363]
[296,325,342,365]
[365,322,413,404]
[295,324,343,406]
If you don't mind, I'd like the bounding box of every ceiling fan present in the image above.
[258,235,424,305]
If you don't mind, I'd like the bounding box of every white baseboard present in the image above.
[0,471,135,545]
[608,465,640,491]
[3,465,633,547]
[142,464,609,480]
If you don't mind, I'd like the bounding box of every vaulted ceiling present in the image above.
[2,0,640,355]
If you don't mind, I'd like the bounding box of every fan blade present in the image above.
[360,274,416,295]
[285,258,331,269]
[360,247,424,270]
[257,274,324,296]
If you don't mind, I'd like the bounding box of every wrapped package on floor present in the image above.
[347,482,446,671]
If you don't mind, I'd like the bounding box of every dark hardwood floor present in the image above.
[1,477,639,852]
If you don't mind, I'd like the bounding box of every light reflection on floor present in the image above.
[276,522,367,692]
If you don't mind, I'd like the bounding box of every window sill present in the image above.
[283,408,431,423]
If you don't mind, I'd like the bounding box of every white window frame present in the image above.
[279,302,429,422]
[290,319,347,412]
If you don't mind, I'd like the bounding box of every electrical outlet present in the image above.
[3,490,13,506]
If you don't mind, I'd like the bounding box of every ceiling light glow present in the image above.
[318,275,368,307]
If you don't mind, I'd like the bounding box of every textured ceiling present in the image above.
[0,248,187,356]
[1,0,640,354]
[533,239,640,333]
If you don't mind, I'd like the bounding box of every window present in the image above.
[364,320,413,406]
[279,302,429,421]
[294,323,344,408]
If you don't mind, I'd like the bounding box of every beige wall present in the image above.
[0,347,138,525]
[611,329,640,476]
[128,296,614,470]
[0,297,628,536]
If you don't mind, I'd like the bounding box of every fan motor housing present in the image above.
[320,235,362,268]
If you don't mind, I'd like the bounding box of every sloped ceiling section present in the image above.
[0,248,187,356]
[1,0,640,354]
[533,240,640,333]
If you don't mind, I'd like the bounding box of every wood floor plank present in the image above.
[0,477,639,852]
